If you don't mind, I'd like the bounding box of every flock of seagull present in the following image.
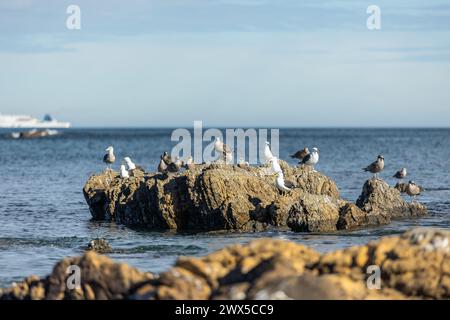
[102,139,423,202]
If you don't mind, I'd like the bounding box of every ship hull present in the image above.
[0,122,71,128]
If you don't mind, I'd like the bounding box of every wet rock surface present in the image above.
[356,179,427,219]
[1,228,449,300]
[86,238,112,254]
[83,164,427,232]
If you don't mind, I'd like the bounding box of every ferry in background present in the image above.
[0,113,71,128]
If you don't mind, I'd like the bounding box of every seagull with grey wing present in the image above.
[214,137,233,163]
[183,156,195,170]
[158,156,168,174]
[363,155,385,179]
[161,151,172,166]
[406,181,424,203]
[393,167,407,183]
[103,146,116,170]
[275,172,295,195]
[167,157,183,173]
[301,147,319,172]
[237,158,250,169]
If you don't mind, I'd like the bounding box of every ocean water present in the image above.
[0,128,449,287]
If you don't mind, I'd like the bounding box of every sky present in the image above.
[0,0,450,127]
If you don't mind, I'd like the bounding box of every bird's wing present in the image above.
[363,161,376,171]
[302,153,312,164]
[290,151,301,158]
[284,179,296,189]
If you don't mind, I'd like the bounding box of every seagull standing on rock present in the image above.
[237,158,250,169]
[363,155,385,179]
[158,157,168,173]
[120,165,129,179]
[270,157,283,175]
[264,141,275,163]
[124,156,144,174]
[183,156,195,170]
[103,146,116,170]
[301,147,319,172]
[167,157,183,173]
[124,157,136,170]
[393,168,407,182]
[214,137,233,163]
[161,152,172,166]
[275,172,294,195]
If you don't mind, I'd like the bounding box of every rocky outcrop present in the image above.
[86,238,112,254]
[84,164,341,232]
[2,228,449,300]
[83,164,427,233]
[356,179,427,219]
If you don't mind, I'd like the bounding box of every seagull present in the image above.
[301,147,319,172]
[406,181,423,203]
[158,157,168,173]
[124,157,136,170]
[290,147,310,161]
[124,156,144,176]
[237,158,250,169]
[363,155,385,179]
[269,157,283,174]
[214,137,233,163]
[183,156,195,170]
[167,157,183,173]
[161,152,173,166]
[275,172,294,195]
[120,165,129,179]
[393,168,407,182]
[264,141,275,163]
[103,146,116,170]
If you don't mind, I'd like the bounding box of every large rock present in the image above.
[356,179,427,219]
[83,164,342,232]
[2,228,449,300]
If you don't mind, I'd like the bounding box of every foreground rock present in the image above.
[83,163,426,232]
[1,228,449,300]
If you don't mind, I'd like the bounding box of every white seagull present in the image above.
[120,165,129,179]
[124,157,136,170]
[270,157,283,175]
[264,141,275,163]
[214,137,233,163]
[275,172,294,194]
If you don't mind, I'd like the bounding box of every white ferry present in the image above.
[0,114,71,128]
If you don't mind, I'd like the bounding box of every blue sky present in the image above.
[1,0,450,127]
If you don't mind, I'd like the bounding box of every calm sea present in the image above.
[0,128,449,287]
